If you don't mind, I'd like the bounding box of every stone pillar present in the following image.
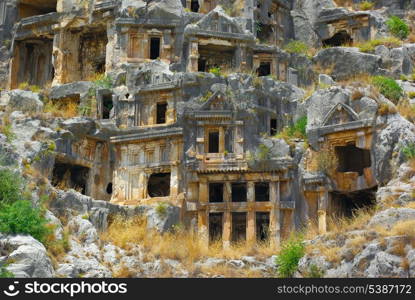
[247,182,255,245]
[170,166,179,196]
[318,189,328,234]
[187,38,199,72]
[269,180,280,247]
[223,182,232,249]
[198,179,209,249]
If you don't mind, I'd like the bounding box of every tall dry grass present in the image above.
[100,216,278,271]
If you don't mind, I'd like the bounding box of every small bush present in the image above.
[0,200,52,244]
[408,92,415,99]
[208,67,222,76]
[90,73,113,89]
[386,16,410,40]
[284,40,309,56]
[0,169,23,205]
[359,1,374,10]
[257,144,271,161]
[0,264,13,278]
[316,147,338,175]
[305,264,325,278]
[402,143,415,161]
[155,202,168,217]
[276,235,305,278]
[357,37,401,53]
[378,102,397,115]
[17,82,42,93]
[372,76,403,103]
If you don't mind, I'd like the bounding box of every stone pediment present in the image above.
[322,103,358,126]
[193,6,244,35]
[200,90,233,111]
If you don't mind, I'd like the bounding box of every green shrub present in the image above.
[0,200,52,244]
[284,40,309,56]
[257,144,271,160]
[359,1,374,10]
[0,264,13,278]
[0,169,24,205]
[288,116,307,138]
[402,143,415,160]
[276,235,305,278]
[208,67,222,76]
[357,37,401,53]
[372,76,403,103]
[155,202,168,217]
[305,264,325,278]
[386,16,409,40]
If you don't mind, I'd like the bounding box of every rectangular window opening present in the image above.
[156,102,168,124]
[102,94,113,119]
[209,213,223,243]
[257,62,271,77]
[232,182,247,202]
[256,212,270,241]
[209,183,224,203]
[270,118,277,135]
[231,212,247,242]
[208,131,220,153]
[150,37,161,60]
[255,182,269,202]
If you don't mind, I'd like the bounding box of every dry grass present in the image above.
[351,89,364,101]
[100,216,279,274]
[113,264,135,278]
[391,220,415,237]
[378,102,398,116]
[43,99,79,119]
[397,100,415,123]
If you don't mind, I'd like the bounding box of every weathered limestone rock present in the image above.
[7,90,43,113]
[368,208,415,229]
[0,234,54,278]
[313,47,384,80]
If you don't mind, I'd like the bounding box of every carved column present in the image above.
[222,182,232,249]
[247,182,256,245]
[187,38,199,72]
[198,179,209,249]
[318,188,328,234]
[269,180,281,247]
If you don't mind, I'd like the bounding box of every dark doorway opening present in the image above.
[102,94,113,119]
[257,62,271,77]
[335,144,371,175]
[232,212,247,242]
[18,0,57,20]
[232,182,247,202]
[106,183,113,194]
[191,0,200,12]
[209,213,223,242]
[156,102,168,124]
[209,183,224,203]
[256,212,270,241]
[148,173,171,197]
[270,118,277,136]
[150,37,161,59]
[322,30,353,47]
[257,23,274,43]
[52,163,90,195]
[198,58,207,72]
[330,187,377,218]
[255,182,269,202]
[208,131,220,153]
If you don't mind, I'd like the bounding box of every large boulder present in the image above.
[373,114,415,185]
[368,208,415,229]
[313,47,384,80]
[146,204,180,233]
[7,90,43,113]
[0,234,54,278]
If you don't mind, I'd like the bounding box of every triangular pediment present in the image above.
[195,6,244,34]
[322,103,358,126]
[200,90,233,111]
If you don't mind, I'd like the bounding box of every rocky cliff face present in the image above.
[0,0,414,278]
